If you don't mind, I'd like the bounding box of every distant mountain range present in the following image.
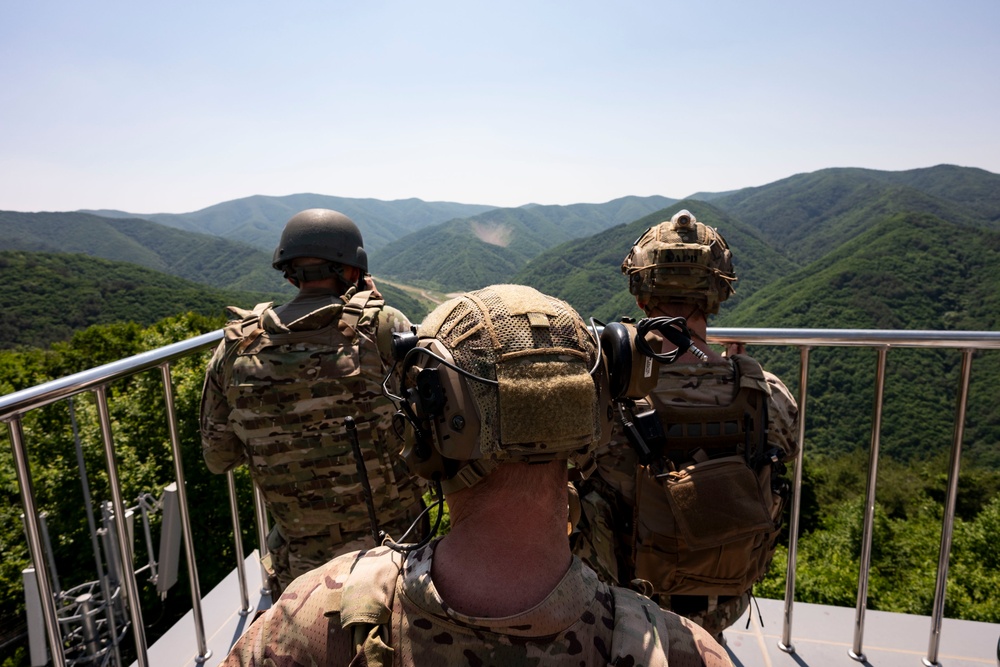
[4,163,999,339]
[0,210,288,294]
[3,163,1000,465]
[0,165,1000,334]
[83,194,497,254]
[370,195,675,291]
[517,164,1000,327]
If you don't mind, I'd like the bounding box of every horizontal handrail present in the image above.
[707,327,1000,349]
[5,328,1000,424]
[0,331,223,423]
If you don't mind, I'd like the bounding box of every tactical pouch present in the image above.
[633,455,778,596]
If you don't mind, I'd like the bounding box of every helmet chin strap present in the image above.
[283,261,344,284]
[283,262,362,291]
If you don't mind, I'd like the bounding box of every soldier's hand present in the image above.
[363,274,383,299]
[725,342,746,357]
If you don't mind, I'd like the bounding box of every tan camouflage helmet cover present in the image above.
[621,209,737,314]
[402,284,613,491]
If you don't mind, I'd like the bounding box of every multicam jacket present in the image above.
[573,357,798,637]
[220,542,733,667]
[199,286,424,587]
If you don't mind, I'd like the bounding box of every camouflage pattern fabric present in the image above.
[621,212,736,315]
[672,593,750,642]
[220,542,732,667]
[574,357,798,638]
[200,286,425,592]
[569,487,625,587]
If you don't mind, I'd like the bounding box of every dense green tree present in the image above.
[0,313,259,661]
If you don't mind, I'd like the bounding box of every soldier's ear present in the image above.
[343,265,361,284]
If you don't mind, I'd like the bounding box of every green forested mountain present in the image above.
[5,168,1000,663]
[370,195,676,291]
[0,251,282,349]
[706,165,1000,262]
[85,194,498,254]
[716,212,1000,467]
[719,212,1000,331]
[513,200,800,322]
[0,210,289,293]
[0,251,427,350]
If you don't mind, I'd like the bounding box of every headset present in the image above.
[384,324,612,480]
[355,315,703,549]
[598,316,707,464]
[385,331,495,486]
[599,316,706,399]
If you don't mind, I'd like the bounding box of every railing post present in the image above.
[780,345,810,653]
[923,349,974,667]
[159,362,212,662]
[226,471,251,614]
[69,397,122,666]
[253,484,271,596]
[7,416,67,667]
[94,385,149,667]
[849,345,889,662]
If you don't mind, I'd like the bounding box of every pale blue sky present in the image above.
[1,0,997,214]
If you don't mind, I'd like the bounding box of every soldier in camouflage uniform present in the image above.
[220,284,732,667]
[571,210,799,642]
[200,208,425,596]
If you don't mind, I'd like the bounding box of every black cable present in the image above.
[384,480,445,554]
[635,317,708,363]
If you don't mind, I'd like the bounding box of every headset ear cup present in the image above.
[399,411,448,480]
[600,322,633,401]
[594,356,615,447]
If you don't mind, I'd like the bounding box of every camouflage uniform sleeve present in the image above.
[613,587,732,667]
[764,369,800,461]
[375,304,412,370]
[359,305,428,499]
[219,556,358,666]
[663,611,735,667]
[199,340,247,474]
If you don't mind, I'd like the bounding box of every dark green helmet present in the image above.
[272,208,368,274]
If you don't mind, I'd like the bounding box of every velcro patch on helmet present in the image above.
[500,284,561,317]
[417,296,465,339]
[496,360,596,454]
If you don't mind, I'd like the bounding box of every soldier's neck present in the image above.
[431,466,572,617]
[648,306,724,363]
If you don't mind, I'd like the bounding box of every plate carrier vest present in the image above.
[632,355,788,597]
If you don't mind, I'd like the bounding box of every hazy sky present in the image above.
[2,1,997,214]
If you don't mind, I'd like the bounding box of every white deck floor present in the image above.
[724,597,999,667]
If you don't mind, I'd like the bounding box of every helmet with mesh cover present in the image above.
[621,209,736,314]
[395,284,612,493]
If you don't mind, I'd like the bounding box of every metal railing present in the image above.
[3,327,1000,667]
[708,328,1000,667]
[2,331,224,667]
